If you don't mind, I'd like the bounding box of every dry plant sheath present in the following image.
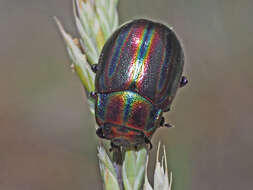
[54,0,182,189]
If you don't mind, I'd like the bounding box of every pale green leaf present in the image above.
[54,17,95,94]
[122,148,147,190]
[143,156,153,190]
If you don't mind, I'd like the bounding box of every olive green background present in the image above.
[1,0,252,189]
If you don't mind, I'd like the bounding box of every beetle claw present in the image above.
[180,76,188,87]
[90,64,98,73]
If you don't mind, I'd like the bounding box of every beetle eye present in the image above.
[180,76,188,87]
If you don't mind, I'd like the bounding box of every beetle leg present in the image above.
[160,117,165,126]
[144,135,153,150]
[96,127,105,138]
[160,117,175,128]
[164,123,175,128]
[90,64,98,73]
[164,107,170,112]
[89,91,97,99]
[180,76,188,87]
[109,142,120,152]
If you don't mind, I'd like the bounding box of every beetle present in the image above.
[90,19,188,149]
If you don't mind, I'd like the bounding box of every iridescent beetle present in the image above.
[90,19,188,149]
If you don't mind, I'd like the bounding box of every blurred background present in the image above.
[1,0,253,189]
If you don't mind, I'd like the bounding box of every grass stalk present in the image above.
[55,1,172,189]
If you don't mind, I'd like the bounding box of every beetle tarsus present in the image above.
[180,76,188,87]
[91,64,98,73]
